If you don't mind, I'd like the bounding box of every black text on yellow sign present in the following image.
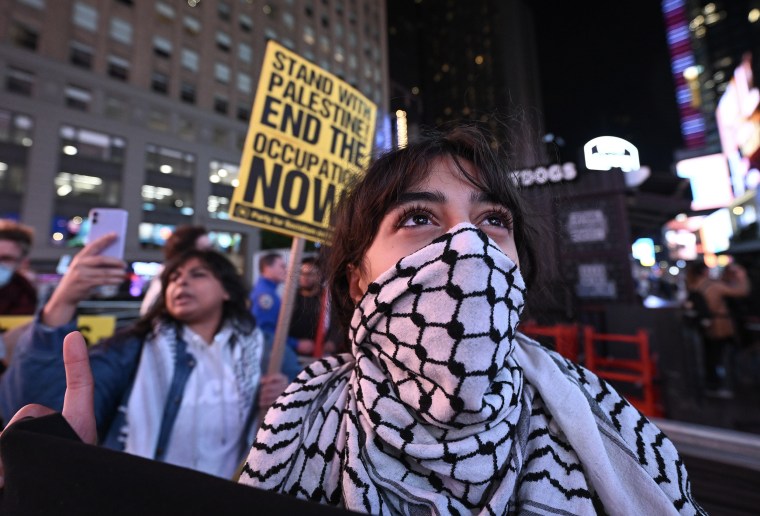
[230,40,378,243]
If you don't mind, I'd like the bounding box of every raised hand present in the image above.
[258,372,289,409]
[0,332,96,488]
[42,234,127,327]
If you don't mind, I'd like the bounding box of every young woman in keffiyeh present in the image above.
[239,124,705,515]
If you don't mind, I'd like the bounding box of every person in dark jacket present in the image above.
[0,234,299,479]
[0,219,37,316]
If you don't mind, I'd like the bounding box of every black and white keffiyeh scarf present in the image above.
[240,224,703,515]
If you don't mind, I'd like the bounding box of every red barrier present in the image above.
[583,327,663,418]
[520,323,580,363]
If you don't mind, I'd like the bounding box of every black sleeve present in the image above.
[0,414,356,516]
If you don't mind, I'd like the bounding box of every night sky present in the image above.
[533,0,683,172]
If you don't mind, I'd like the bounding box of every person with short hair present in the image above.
[249,252,302,352]
[288,256,340,357]
[0,219,37,371]
[0,219,37,316]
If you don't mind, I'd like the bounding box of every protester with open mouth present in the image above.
[0,242,300,479]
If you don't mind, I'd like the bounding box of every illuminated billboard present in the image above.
[675,153,733,211]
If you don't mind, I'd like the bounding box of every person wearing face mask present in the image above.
[0,220,37,372]
[0,237,298,479]
[0,125,705,514]
[0,219,37,316]
[239,125,705,514]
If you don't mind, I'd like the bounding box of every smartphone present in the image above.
[87,208,128,260]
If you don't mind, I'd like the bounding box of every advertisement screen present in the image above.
[675,154,734,211]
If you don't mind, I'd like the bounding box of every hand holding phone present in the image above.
[41,210,129,327]
[87,208,128,260]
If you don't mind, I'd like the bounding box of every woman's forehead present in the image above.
[173,257,209,273]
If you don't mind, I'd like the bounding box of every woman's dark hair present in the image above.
[685,260,708,287]
[163,225,208,260]
[324,123,539,344]
[131,249,254,337]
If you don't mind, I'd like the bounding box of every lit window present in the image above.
[141,184,193,215]
[107,55,130,81]
[207,195,231,219]
[209,160,240,187]
[145,144,195,177]
[155,1,175,19]
[64,85,92,111]
[214,63,230,83]
[73,2,98,31]
[238,43,252,63]
[237,73,252,93]
[53,174,119,208]
[109,18,132,44]
[303,26,315,45]
[59,125,125,163]
[334,46,345,63]
[153,36,172,58]
[0,108,35,146]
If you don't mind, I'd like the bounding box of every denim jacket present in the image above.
[0,318,301,460]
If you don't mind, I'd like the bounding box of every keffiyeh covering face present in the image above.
[240,224,703,515]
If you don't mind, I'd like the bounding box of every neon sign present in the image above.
[583,136,641,172]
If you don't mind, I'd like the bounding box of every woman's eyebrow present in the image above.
[393,190,446,207]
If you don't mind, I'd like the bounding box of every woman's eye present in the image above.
[400,212,432,227]
[481,211,513,229]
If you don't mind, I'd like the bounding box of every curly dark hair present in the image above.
[163,225,208,260]
[323,123,539,347]
[131,249,254,338]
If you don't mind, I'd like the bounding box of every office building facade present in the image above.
[0,0,388,278]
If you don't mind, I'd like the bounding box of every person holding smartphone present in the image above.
[0,234,300,479]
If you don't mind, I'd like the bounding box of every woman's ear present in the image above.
[347,263,364,303]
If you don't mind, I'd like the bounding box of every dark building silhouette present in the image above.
[387,0,547,167]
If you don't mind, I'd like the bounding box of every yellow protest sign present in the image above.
[229,40,377,243]
[0,315,116,346]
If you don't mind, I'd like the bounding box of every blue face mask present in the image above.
[0,263,15,288]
